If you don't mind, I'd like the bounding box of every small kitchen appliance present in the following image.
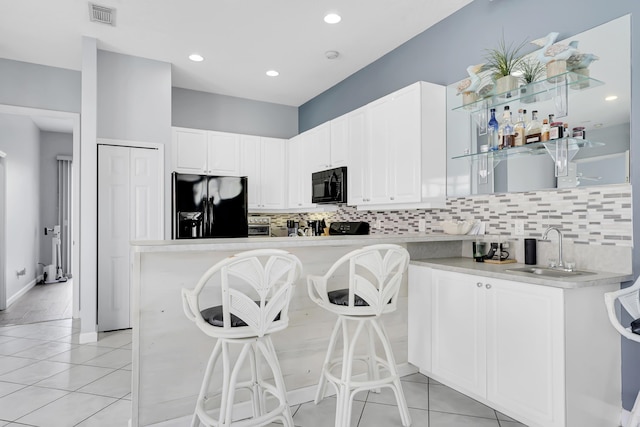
[328,221,369,235]
[247,216,271,237]
[311,167,347,204]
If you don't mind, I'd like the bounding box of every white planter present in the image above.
[496,75,519,96]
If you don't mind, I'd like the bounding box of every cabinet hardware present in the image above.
[477,282,483,287]
[485,284,492,289]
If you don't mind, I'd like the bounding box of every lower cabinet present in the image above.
[408,264,621,427]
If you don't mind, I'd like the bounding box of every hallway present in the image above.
[0,279,72,326]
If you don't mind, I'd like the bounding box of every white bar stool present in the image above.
[605,277,640,427]
[182,249,302,427]
[307,244,411,427]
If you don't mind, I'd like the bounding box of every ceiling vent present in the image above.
[89,3,116,26]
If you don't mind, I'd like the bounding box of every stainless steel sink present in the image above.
[505,266,596,278]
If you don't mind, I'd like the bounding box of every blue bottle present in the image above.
[488,108,499,151]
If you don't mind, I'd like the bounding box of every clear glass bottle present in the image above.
[488,108,499,150]
[500,106,514,148]
[540,118,550,142]
[514,109,526,146]
[525,110,542,144]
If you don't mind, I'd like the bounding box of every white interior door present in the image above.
[98,144,161,331]
[0,153,6,310]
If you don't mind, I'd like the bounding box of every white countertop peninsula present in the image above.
[130,234,471,426]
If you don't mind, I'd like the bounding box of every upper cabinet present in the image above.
[349,81,446,209]
[240,135,287,210]
[172,127,240,176]
[287,134,316,210]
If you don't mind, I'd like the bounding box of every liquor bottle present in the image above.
[499,106,514,148]
[488,108,499,150]
[541,118,550,142]
[514,109,526,146]
[525,110,542,144]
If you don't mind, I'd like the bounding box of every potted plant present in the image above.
[518,57,545,102]
[484,35,527,96]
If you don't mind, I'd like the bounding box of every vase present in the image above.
[496,75,519,97]
[462,91,478,106]
[569,68,590,89]
[546,60,567,82]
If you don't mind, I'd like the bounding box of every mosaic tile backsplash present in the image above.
[260,183,632,247]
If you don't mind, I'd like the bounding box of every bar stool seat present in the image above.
[182,249,302,427]
[308,244,412,427]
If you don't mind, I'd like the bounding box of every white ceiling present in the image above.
[1,0,473,107]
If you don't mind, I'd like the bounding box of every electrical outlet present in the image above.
[514,220,525,236]
[376,219,383,229]
[418,219,426,232]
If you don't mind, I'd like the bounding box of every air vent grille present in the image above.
[89,3,115,26]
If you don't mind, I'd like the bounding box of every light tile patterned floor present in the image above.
[0,319,527,426]
[0,280,73,326]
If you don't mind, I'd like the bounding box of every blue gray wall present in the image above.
[300,0,640,411]
[0,59,80,113]
[172,87,298,139]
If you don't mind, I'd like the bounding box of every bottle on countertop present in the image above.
[526,110,542,144]
[513,109,526,146]
[541,118,550,142]
[488,108,499,150]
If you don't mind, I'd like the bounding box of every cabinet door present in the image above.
[240,135,261,208]
[388,86,421,204]
[172,128,207,173]
[485,278,565,427]
[367,98,392,204]
[408,265,432,372]
[431,269,487,398]
[330,115,349,168]
[347,108,369,205]
[287,136,314,209]
[259,137,286,209]
[308,123,332,173]
[207,131,240,176]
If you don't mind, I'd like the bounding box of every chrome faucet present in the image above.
[542,227,564,269]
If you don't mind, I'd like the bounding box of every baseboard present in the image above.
[6,276,40,307]
[147,363,419,427]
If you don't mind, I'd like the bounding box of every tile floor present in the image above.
[0,280,73,326]
[0,319,527,426]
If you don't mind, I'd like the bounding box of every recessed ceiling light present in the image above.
[188,54,204,62]
[266,70,279,77]
[324,13,341,24]
[605,95,618,101]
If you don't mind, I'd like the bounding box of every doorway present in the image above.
[0,105,80,326]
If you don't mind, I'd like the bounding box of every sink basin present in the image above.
[505,266,596,278]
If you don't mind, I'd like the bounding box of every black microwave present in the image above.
[311,167,347,204]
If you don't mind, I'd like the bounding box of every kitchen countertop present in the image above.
[410,257,632,289]
[131,233,476,253]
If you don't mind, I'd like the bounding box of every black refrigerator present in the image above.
[172,173,248,239]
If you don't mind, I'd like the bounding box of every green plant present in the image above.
[519,58,545,84]
[483,35,528,78]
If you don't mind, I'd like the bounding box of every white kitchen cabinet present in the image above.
[345,107,368,205]
[408,265,621,427]
[350,81,446,209]
[308,122,332,173]
[207,131,240,176]
[240,135,287,210]
[287,134,315,209]
[328,115,349,168]
[172,127,240,176]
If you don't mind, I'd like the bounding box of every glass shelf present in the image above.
[451,138,604,162]
[452,71,604,114]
